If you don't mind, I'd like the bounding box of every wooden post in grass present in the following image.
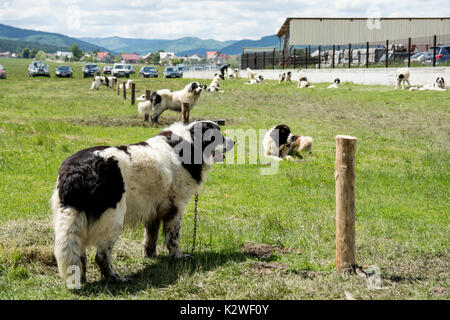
[131,83,136,105]
[335,135,357,271]
[123,81,126,100]
[145,90,151,122]
[117,80,120,96]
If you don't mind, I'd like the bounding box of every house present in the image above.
[159,52,176,63]
[121,53,140,64]
[185,54,203,62]
[206,51,218,60]
[96,51,114,63]
[56,51,73,58]
[0,51,12,58]
[142,52,153,62]
[206,51,231,64]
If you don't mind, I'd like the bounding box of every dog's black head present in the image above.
[271,124,291,148]
[201,84,208,90]
[334,78,341,84]
[398,74,405,80]
[258,75,264,83]
[188,81,203,95]
[299,76,308,82]
[287,71,292,77]
[436,77,445,87]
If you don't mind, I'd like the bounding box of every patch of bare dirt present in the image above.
[241,241,302,260]
[247,262,288,275]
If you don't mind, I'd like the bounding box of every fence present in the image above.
[241,34,450,70]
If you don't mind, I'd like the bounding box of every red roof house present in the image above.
[121,53,140,63]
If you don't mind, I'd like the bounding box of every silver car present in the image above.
[28,61,50,77]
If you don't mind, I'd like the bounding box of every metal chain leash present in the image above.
[191,193,199,254]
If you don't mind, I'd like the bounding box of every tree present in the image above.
[150,50,164,65]
[70,44,83,61]
[36,50,46,61]
[30,48,38,59]
[22,48,30,59]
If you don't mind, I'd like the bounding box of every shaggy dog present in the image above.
[279,71,292,84]
[328,78,341,89]
[263,125,313,161]
[228,69,240,79]
[138,100,152,122]
[52,120,235,286]
[395,68,410,89]
[119,80,134,90]
[245,75,264,85]
[247,67,258,81]
[150,82,204,124]
[409,77,447,91]
[91,76,116,90]
[206,73,225,92]
[297,70,314,88]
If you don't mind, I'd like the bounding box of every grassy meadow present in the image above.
[0,58,448,299]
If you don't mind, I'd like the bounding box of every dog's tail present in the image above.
[53,190,87,281]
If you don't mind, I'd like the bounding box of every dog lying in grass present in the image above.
[327,78,341,89]
[206,73,225,92]
[52,120,235,287]
[91,76,116,90]
[409,77,447,91]
[279,71,292,84]
[263,125,313,161]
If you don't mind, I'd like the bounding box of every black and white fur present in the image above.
[150,82,204,124]
[206,73,225,92]
[91,76,116,90]
[395,68,410,89]
[228,69,239,79]
[409,77,447,91]
[328,78,341,89]
[279,71,292,84]
[245,75,264,85]
[52,121,235,286]
[263,125,313,161]
[297,70,314,88]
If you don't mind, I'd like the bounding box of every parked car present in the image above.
[139,66,158,78]
[103,65,113,75]
[0,64,6,79]
[378,52,409,64]
[125,64,136,75]
[425,45,450,64]
[55,65,73,78]
[82,64,100,78]
[28,61,50,77]
[112,63,129,78]
[164,67,182,78]
[175,66,185,76]
[405,52,428,64]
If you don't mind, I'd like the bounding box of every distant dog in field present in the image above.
[297,70,314,88]
[91,76,115,90]
[263,125,313,161]
[52,120,235,286]
[328,78,341,89]
[409,77,447,91]
[247,67,258,81]
[150,82,204,123]
[395,68,410,89]
[206,73,225,92]
[228,69,240,79]
[279,71,292,84]
[119,80,134,90]
[245,75,264,85]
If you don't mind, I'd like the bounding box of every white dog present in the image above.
[409,77,447,91]
[91,76,116,90]
[150,82,204,123]
[245,75,264,85]
[327,78,341,89]
[138,101,152,122]
[228,69,240,79]
[247,67,258,81]
[395,68,410,89]
[206,73,225,92]
[52,120,235,286]
[279,71,292,84]
[119,80,134,90]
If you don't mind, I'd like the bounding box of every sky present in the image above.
[1,0,449,41]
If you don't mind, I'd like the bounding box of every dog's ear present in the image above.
[189,82,199,93]
[271,125,291,147]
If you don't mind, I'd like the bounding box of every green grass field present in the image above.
[0,58,448,300]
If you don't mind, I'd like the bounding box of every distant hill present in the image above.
[80,36,236,56]
[0,38,69,54]
[0,23,110,53]
[220,35,280,55]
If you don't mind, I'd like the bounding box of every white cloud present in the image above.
[0,0,449,40]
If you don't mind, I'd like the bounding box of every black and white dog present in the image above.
[409,76,447,91]
[206,73,225,92]
[91,76,116,90]
[328,78,341,88]
[52,120,235,286]
[263,125,313,161]
[395,68,410,89]
[150,82,204,123]
[279,71,292,84]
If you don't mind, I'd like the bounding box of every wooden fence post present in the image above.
[366,41,369,68]
[305,47,308,69]
[433,35,437,67]
[332,45,335,69]
[335,135,357,272]
[123,81,126,100]
[385,40,389,68]
[318,46,321,69]
[145,90,151,122]
[408,37,411,68]
[348,43,352,69]
[131,83,136,105]
[117,79,120,96]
